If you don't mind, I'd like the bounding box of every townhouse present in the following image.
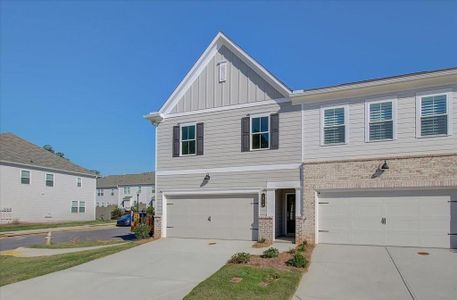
[146,33,457,248]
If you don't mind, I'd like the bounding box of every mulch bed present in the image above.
[247,244,314,272]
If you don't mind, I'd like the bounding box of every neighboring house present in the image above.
[146,32,457,249]
[96,172,155,209]
[0,133,96,223]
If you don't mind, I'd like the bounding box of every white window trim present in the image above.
[20,169,31,184]
[320,105,349,146]
[416,90,453,138]
[250,113,271,151]
[364,98,397,142]
[45,173,54,187]
[179,122,197,156]
[218,61,227,83]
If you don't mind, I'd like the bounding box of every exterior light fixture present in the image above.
[381,160,389,170]
[261,193,266,207]
[204,173,210,181]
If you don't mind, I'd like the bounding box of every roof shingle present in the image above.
[97,172,155,188]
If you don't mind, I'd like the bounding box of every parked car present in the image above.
[116,213,131,226]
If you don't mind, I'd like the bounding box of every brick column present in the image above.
[258,216,274,242]
[153,216,162,238]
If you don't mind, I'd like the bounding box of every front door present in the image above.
[286,193,296,235]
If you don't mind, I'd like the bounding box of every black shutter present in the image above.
[172,125,180,157]
[241,117,250,152]
[196,122,204,155]
[270,113,279,150]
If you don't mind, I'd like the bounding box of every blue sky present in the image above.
[1,1,456,175]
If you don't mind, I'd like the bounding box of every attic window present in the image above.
[218,61,227,83]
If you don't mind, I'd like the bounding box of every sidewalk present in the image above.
[0,243,127,257]
[0,223,117,238]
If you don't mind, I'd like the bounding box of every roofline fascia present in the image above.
[290,68,457,104]
[0,160,97,178]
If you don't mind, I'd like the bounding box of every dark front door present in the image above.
[286,193,296,235]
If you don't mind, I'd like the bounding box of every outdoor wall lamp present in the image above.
[261,193,266,207]
[204,173,211,181]
[381,160,389,170]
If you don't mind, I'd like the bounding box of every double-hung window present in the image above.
[21,170,30,184]
[46,173,54,187]
[71,201,78,213]
[79,201,86,213]
[322,106,347,145]
[180,124,196,155]
[367,100,394,141]
[77,177,82,187]
[124,186,130,194]
[418,93,449,137]
[71,201,86,213]
[251,115,270,150]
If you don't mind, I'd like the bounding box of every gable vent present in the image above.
[218,61,227,83]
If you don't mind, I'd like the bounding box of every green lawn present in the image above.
[0,220,115,232]
[29,239,125,249]
[0,242,137,286]
[184,264,303,300]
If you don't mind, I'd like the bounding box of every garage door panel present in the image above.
[318,190,453,248]
[167,194,258,241]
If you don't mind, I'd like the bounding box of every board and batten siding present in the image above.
[302,85,457,161]
[157,101,302,171]
[170,45,283,114]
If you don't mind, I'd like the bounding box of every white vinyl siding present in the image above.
[251,114,270,150]
[367,100,394,141]
[21,170,30,184]
[321,106,347,145]
[180,123,196,156]
[418,94,449,137]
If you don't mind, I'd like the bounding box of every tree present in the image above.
[56,152,65,158]
[90,169,101,176]
[43,144,55,153]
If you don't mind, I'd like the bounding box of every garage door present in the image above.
[166,194,258,240]
[318,190,456,248]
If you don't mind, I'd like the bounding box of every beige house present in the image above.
[0,133,96,223]
[96,172,155,209]
[146,32,457,248]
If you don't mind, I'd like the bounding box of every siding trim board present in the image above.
[156,163,301,176]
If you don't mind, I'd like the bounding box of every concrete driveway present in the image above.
[0,238,253,300]
[294,244,457,300]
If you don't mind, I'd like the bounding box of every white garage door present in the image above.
[318,190,456,248]
[166,194,258,241]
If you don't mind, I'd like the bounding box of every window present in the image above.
[218,61,227,83]
[71,201,78,213]
[97,189,104,196]
[367,101,394,141]
[251,115,269,150]
[138,186,141,193]
[322,106,347,145]
[111,188,114,196]
[418,94,449,137]
[79,201,86,213]
[21,170,30,184]
[77,177,81,187]
[46,173,54,187]
[124,187,130,194]
[97,202,100,207]
[180,124,196,155]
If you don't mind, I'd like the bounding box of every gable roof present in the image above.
[97,172,155,188]
[158,32,291,115]
[0,133,95,176]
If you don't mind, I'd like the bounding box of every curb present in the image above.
[0,223,117,238]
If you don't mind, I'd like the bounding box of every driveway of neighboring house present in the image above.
[294,244,457,300]
[0,238,253,300]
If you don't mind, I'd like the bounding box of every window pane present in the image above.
[182,141,189,154]
[188,140,196,154]
[421,115,448,136]
[370,102,392,122]
[252,117,260,133]
[260,117,269,132]
[324,126,345,144]
[181,126,188,140]
[324,108,345,127]
[260,133,269,148]
[46,174,53,181]
[422,95,447,116]
[370,121,393,140]
[252,134,260,149]
[187,125,195,139]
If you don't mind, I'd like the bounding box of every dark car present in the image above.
[116,214,131,226]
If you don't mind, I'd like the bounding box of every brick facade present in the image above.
[300,154,457,244]
[153,216,162,238]
[258,216,274,242]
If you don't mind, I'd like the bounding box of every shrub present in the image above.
[111,207,122,219]
[133,224,152,239]
[287,252,308,268]
[262,247,279,258]
[146,206,155,215]
[229,252,251,264]
[297,240,308,252]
